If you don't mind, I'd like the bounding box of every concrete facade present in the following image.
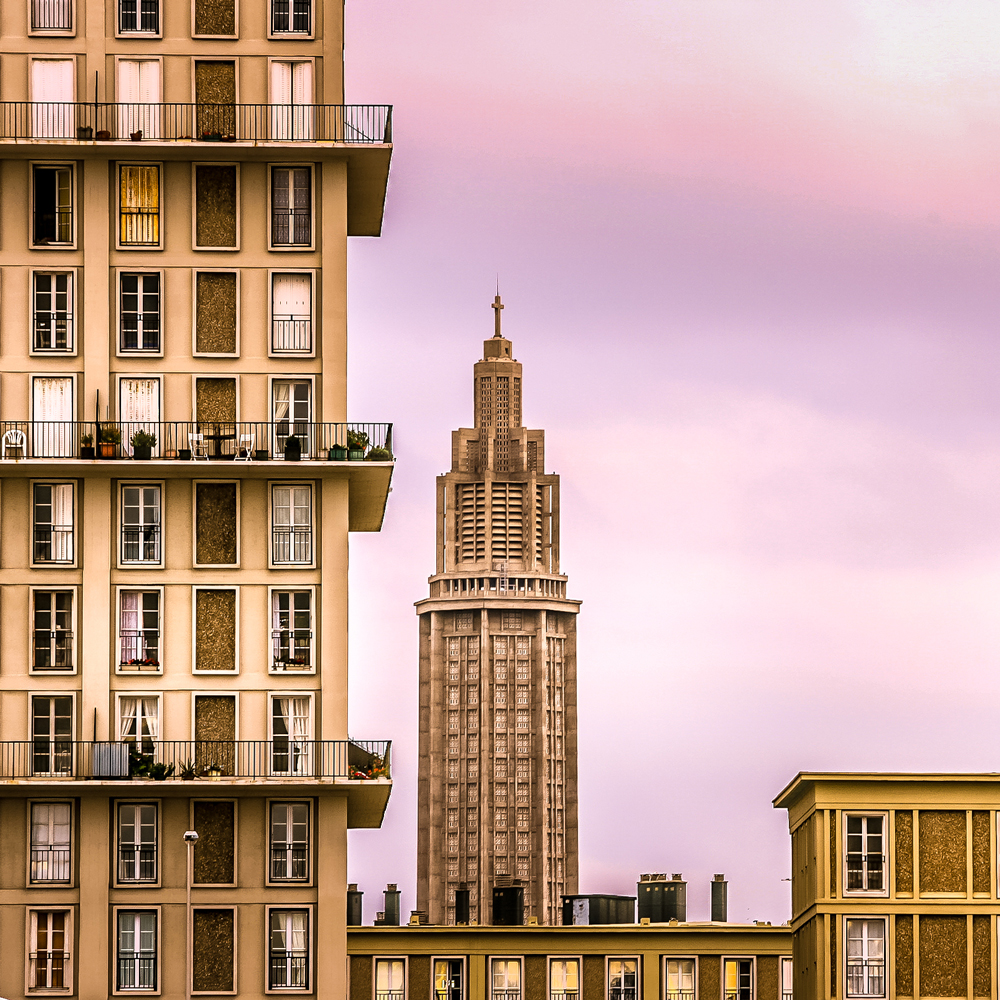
[0,0,393,995]
[416,305,580,926]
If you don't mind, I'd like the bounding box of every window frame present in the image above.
[118,481,164,569]
[432,957,466,1000]
[266,799,312,886]
[25,906,74,995]
[606,957,639,1000]
[29,160,76,249]
[374,956,407,1000]
[112,906,161,995]
[116,0,161,38]
[268,269,315,357]
[842,811,889,897]
[114,799,160,888]
[190,0,239,39]
[31,269,77,355]
[548,957,581,1000]
[190,906,238,995]
[116,586,163,675]
[268,586,316,674]
[269,482,315,568]
[191,270,241,358]
[117,162,163,251]
[26,800,74,888]
[191,162,241,252]
[31,480,76,567]
[29,0,76,35]
[267,0,313,39]
[779,957,792,1000]
[268,163,315,251]
[191,586,241,675]
[27,693,76,777]
[115,692,162,753]
[265,906,312,994]
[268,692,314,777]
[843,916,887,999]
[117,269,164,357]
[190,799,239,887]
[29,587,77,676]
[722,957,754,1000]
[489,957,523,1000]
[660,957,694,1000]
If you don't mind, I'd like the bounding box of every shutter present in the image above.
[33,377,73,456]
[118,59,140,102]
[292,62,313,105]
[31,60,75,138]
[271,61,292,103]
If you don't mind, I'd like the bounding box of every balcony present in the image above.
[0,102,391,144]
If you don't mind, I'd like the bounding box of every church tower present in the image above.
[416,298,580,925]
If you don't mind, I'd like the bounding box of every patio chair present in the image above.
[188,432,210,460]
[1,428,26,459]
[237,432,255,461]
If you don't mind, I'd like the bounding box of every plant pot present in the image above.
[328,445,347,461]
[284,438,302,461]
[96,129,111,141]
[80,446,95,459]
[132,445,152,460]
[130,130,143,141]
[99,443,118,459]
[179,448,192,461]
[76,126,93,140]
[348,448,364,460]
[254,449,270,462]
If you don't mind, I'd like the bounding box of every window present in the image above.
[31,696,73,776]
[33,484,73,564]
[30,803,71,883]
[119,591,160,670]
[272,379,312,456]
[32,165,73,245]
[119,377,160,456]
[491,959,521,1000]
[29,910,71,992]
[271,486,312,565]
[270,801,309,881]
[271,697,311,776]
[549,960,579,1000]
[269,910,309,990]
[271,273,312,353]
[117,910,157,990]
[32,0,74,31]
[608,960,636,1000]
[270,167,311,247]
[780,958,792,1000]
[845,814,886,893]
[117,59,161,138]
[664,960,694,1000]
[118,697,158,752]
[271,0,310,34]
[846,919,885,998]
[32,375,74,458]
[119,165,160,247]
[33,273,73,352]
[272,591,313,670]
[376,959,405,1000]
[33,591,74,670]
[31,61,75,137]
[269,61,314,140]
[120,274,161,352]
[119,0,159,34]
[121,485,161,564]
[434,960,463,1000]
[118,803,157,882]
[723,959,753,1000]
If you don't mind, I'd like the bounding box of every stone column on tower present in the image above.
[416,298,581,925]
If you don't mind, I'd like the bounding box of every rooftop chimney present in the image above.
[711,874,728,922]
[383,884,400,926]
[347,884,363,926]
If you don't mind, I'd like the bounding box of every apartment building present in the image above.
[416,305,581,926]
[775,772,1000,1000]
[0,0,393,996]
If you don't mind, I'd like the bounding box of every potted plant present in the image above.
[328,442,347,461]
[150,761,175,781]
[254,448,270,462]
[284,435,302,461]
[130,429,157,460]
[80,433,95,460]
[179,447,192,460]
[347,429,368,460]
[76,125,93,140]
[206,763,224,780]
[366,446,392,461]
[97,424,121,458]
[179,759,198,780]
[96,129,111,140]
[129,747,155,779]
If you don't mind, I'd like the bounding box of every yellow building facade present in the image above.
[0,0,393,995]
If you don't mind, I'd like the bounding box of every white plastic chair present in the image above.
[189,432,209,460]
[1,428,26,459]
[237,432,255,461]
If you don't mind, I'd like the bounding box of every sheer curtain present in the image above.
[118,697,137,742]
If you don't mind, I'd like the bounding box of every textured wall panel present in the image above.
[525,956,545,1000]
[582,955,603,1000]
[973,811,990,893]
[195,588,237,670]
[895,810,913,893]
[192,909,234,991]
[195,377,237,423]
[699,956,720,1000]
[919,811,967,893]
[757,955,778,1000]
[974,914,991,997]
[895,914,913,996]
[194,0,236,36]
[195,483,237,564]
[196,273,238,353]
[351,956,373,1000]
[919,915,967,997]
[193,800,235,883]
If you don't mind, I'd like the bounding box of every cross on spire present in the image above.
[492,294,504,338]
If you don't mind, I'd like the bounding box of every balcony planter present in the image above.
[96,129,111,141]
[201,132,222,142]
[347,430,368,460]
[80,446,96,459]
[284,436,302,461]
[366,446,392,461]
[130,130,143,141]
[98,426,122,459]
[254,448,270,462]
[179,760,198,781]
[179,448,192,461]
[76,125,93,140]
[348,447,365,460]
[206,764,224,781]
[328,444,347,461]
[130,430,156,461]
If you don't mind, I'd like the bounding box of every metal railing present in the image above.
[271,955,308,989]
[0,420,393,461]
[30,845,71,882]
[33,630,73,670]
[119,844,157,882]
[121,525,161,563]
[272,0,310,33]
[0,739,390,779]
[118,956,156,990]
[1,102,391,143]
[847,961,884,998]
[271,843,309,880]
[33,525,73,563]
[32,0,73,29]
[272,527,313,564]
[119,629,160,669]
[119,0,159,33]
[272,315,312,352]
[665,993,695,1000]
[272,628,312,668]
[30,951,67,990]
[34,313,73,351]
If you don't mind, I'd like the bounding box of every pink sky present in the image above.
[343,2,1000,923]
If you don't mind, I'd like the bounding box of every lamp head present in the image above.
[183,830,199,844]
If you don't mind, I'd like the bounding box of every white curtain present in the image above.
[270,61,314,139]
[32,376,73,457]
[117,59,161,138]
[120,377,160,455]
[118,697,137,742]
[271,273,311,352]
[140,697,159,740]
[31,59,75,138]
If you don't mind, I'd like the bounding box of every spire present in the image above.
[492,293,504,338]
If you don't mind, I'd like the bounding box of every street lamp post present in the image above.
[183,830,199,1000]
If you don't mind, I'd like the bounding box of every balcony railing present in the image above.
[121,524,161,563]
[272,527,313,564]
[0,102,391,143]
[118,956,156,991]
[31,0,72,29]
[272,628,312,669]
[33,630,73,670]
[0,421,392,461]
[30,951,67,990]
[271,843,309,880]
[270,955,308,989]
[0,739,390,780]
[119,843,157,882]
[119,630,160,669]
[272,315,312,352]
[30,845,71,882]
[33,525,73,563]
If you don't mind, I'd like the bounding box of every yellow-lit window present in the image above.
[120,165,160,246]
